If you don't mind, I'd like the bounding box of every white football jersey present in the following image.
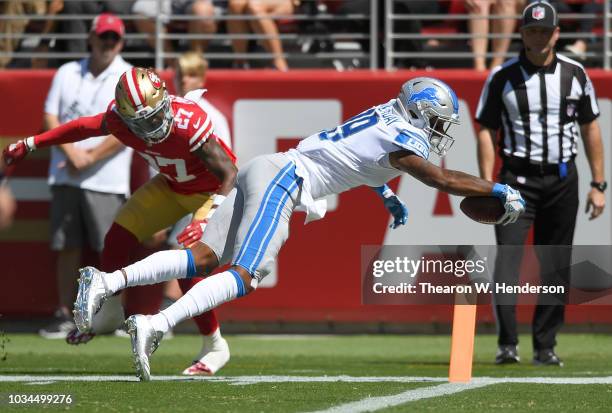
[45,55,133,195]
[290,99,430,200]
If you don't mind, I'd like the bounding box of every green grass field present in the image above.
[0,333,611,412]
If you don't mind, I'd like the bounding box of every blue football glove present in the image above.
[373,185,408,229]
[384,195,409,229]
[491,183,526,225]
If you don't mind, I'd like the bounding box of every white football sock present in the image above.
[198,332,230,373]
[149,312,172,334]
[205,328,223,343]
[193,328,224,360]
[105,272,126,295]
[150,271,243,333]
[105,250,192,294]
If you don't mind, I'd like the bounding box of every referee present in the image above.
[475,0,606,366]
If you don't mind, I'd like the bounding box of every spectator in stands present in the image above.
[466,0,527,71]
[39,13,133,339]
[227,0,299,71]
[545,0,605,61]
[30,0,64,68]
[0,0,52,68]
[335,0,443,69]
[175,51,232,146]
[132,0,220,56]
[394,0,445,61]
[0,158,16,230]
[58,1,134,54]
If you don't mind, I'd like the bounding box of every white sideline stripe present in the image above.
[308,376,612,413]
[3,375,611,413]
[0,375,446,384]
[1,375,612,385]
[485,377,612,384]
[309,382,491,413]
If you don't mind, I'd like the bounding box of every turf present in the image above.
[0,333,610,412]
[398,384,612,413]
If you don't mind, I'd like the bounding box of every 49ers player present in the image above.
[3,67,237,376]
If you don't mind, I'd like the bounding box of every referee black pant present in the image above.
[494,159,578,351]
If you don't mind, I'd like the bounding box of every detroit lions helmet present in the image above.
[395,77,460,156]
[115,67,174,144]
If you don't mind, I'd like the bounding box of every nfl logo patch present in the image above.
[532,6,545,20]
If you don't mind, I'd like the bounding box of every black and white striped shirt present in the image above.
[476,50,599,163]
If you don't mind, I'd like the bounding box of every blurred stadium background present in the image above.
[0,0,611,411]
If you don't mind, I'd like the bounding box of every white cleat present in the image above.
[73,267,110,333]
[125,315,163,382]
[182,337,230,376]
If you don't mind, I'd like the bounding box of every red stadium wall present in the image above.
[1,69,611,325]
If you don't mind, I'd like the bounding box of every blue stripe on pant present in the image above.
[234,162,295,264]
[234,162,299,275]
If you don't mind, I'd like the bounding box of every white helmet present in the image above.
[395,77,460,156]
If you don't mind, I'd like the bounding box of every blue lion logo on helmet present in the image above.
[408,87,441,107]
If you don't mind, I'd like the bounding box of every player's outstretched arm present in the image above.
[2,113,108,167]
[194,137,238,196]
[389,150,494,197]
[390,150,525,225]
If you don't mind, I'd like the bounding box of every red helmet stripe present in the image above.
[125,68,144,108]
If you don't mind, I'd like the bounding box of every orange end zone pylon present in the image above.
[448,296,477,382]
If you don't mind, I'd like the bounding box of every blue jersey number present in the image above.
[319,108,378,142]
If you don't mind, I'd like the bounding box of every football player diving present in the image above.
[5,76,525,381]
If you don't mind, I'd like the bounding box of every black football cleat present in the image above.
[533,349,564,367]
[495,345,520,364]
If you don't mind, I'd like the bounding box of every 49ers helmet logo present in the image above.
[147,70,162,89]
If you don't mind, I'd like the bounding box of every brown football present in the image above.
[460,196,505,225]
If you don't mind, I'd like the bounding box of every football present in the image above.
[459,196,505,224]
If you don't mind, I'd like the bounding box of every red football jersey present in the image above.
[105,95,236,194]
